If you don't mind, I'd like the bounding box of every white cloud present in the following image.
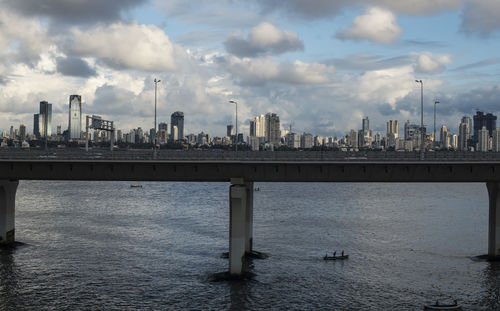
[336,7,402,44]
[414,52,452,73]
[68,22,181,71]
[224,56,334,86]
[225,22,304,57]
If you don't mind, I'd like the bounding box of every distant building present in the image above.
[265,113,280,145]
[68,95,82,140]
[285,132,300,148]
[170,111,184,141]
[387,120,399,138]
[227,124,234,137]
[458,122,469,151]
[19,124,26,140]
[493,128,500,152]
[473,111,496,145]
[478,126,489,152]
[300,133,313,149]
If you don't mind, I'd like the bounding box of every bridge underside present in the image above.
[1,161,500,182]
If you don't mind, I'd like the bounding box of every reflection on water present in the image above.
[0,181,497,310]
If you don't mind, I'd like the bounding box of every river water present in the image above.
[0,181,498,310]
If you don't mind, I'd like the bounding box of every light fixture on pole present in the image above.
[434,100,439,147]
[229,100,238,152]
[154,78,161,158]
[415,80,424,160]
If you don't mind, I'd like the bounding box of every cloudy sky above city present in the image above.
[1,0,500,137]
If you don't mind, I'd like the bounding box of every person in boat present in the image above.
[333,251,336,257]
[341,250,344,256]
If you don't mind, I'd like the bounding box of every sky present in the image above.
[1,0,500,137]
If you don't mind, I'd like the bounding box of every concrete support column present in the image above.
[229,178,253,275]
[487,182,500,257]
[0,180,19,245]
[245,181,254,253]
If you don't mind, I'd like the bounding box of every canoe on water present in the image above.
[323,255,348,260]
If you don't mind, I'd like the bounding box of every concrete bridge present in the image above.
[1,154,500,275]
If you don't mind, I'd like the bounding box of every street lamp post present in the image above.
[415,80,424,160]
[434,100,439,147]
[154,78,161,158]
[229,100,238,152]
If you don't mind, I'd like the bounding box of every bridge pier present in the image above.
[229,178,253,275]
[0,180,18,245]
[487,182,500,258]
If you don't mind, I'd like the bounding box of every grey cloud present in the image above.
[56,57,96,78]
[256,0,351,19]
[224,23,304,57]
[461,1,500,36]
[451,58,500,72]
[324,54,411,71]
[3,0,146,24]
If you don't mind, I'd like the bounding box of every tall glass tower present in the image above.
[68,95,82,140]
[170,111,184,141]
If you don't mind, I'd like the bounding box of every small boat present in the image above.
[130,185,143,188]
[323,254,349,260]
[424,300,462,310]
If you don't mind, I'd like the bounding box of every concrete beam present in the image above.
[229,179,253,275]
[487,182,500,257]
[0,180,18,244]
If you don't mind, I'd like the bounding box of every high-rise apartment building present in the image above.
[227,124,234,137]
[493,128,500,152]
[387,120,399,138]
[68,95,82,140]
[265,113,280,145]
[458,122,469,151]
[250,115,266,137]
[33,101,52,139]
[300,133,313,149]
[170,111,184,141]
[478,126,489,152]
[473,111,496,144]
[19,124,26,140]
[440,125,447,144]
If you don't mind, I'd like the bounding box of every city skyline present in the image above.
[0,1,500,138]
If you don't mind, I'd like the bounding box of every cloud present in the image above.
[461,0,500,36]
[56,57,96,78]
[3,0,146,24]
[67,22,180,71]
[336,7,402,44]
[257,0,461,19]
[413,52,452,73]
[223,56,334,86]
[451,58,500,71]
[224,22,304,57]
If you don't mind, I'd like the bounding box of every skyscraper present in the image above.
[250,115,266,137]
[68,95,82,140]
[265,113,280,145]
[170,111,184,141]
[39,101,52,137]
[493,128,500,152]
[458,122,468,151]
[479,126,489,152]
[227,124,234,137]
[387,120,399,138]
[19,124,26,140]
[473,111,496,144]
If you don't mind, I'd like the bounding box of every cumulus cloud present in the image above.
[461,0,500,36]
[223,56,334,86]
[336,7,402,44]
[413,52,452,73]
[3,0,146,24]
[68,22,180,71]
[224,22,304,57]
[56,57,96,78]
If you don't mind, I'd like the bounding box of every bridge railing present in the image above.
[1,148,500,161]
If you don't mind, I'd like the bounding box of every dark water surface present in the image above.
[1,181,499,310]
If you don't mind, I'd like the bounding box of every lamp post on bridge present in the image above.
[154,78,161,159]
[434,100,439,148]
[229,100,238,152]
[415,79,424,160]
